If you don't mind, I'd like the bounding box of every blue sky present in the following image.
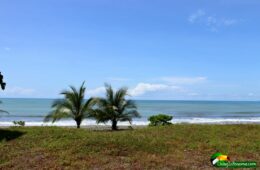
[1,0,260,100]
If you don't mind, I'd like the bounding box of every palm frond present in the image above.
[44,111,72,123]
[105,83,114,105]
[114,87,128,109]
[0,100,8,114]
[119,100,137,113]
[0,109,9,114]
[81,97,96,118]
[125,110,141,118]
[115,87,128,102]
[92,109,111,123]
[51,99,65,108]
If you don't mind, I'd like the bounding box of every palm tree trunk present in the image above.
[76,120,81,129]
[112,120,117,130]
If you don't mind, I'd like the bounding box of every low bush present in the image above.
[148,114,173,126]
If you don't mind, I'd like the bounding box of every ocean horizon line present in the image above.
[1,97,260,102]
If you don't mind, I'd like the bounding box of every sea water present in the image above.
[0,98,260,126]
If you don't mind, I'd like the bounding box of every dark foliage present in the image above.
[0,129,25,141]
[148,114,173,126]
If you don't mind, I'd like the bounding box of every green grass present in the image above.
[0,125,259,169]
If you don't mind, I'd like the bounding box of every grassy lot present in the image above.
[0,125,259,170]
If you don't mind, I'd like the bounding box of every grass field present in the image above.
[0,125,259,169]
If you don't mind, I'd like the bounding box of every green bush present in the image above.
[13,121,25,126]
[148,114,173,126]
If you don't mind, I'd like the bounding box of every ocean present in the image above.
[0,98,260,126]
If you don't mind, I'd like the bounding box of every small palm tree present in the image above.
[93,84,140,130]
[44,82,95,128]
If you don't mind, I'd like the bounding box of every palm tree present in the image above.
[93,84,140,130]
[44,82,95,128]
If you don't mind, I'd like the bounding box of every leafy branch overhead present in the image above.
[0,72,6,90]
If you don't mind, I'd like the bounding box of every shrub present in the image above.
[148,114,173,126]
[13,121,25,126]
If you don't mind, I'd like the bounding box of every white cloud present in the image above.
[161,76,207,85]
[189,10,238,31]
[84,77,207,98]
[86,83,181,97]
[129,83,180,96]
[3,86,36,96]
[85,77,207,98]
[188,9,205,23]
[87,87,106,96]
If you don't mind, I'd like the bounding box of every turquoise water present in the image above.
[0,98,260,126]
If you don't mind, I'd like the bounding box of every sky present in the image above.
[1,0,260,100]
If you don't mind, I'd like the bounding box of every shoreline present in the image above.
[1,117,260,127]
[1,122,260,129]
